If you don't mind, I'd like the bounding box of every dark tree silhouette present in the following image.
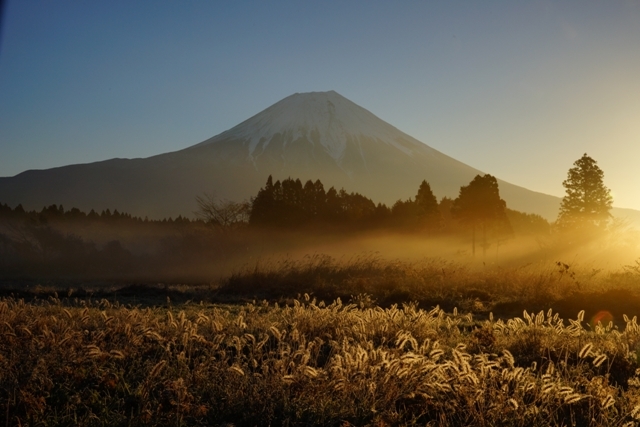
[415,180,441,230]
[388,181,440,230]
[452,174,509,256]
[249,175,276,226]
[281,178,305,224]
[557,153,612,230]
[303,179,326,218]
[323,187,343,222]
[505,209,550,235]
[249,176,383,228]
[391,198,418,228]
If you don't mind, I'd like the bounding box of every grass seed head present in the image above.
[578,343,594,359]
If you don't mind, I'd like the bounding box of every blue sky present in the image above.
[1,1,639,210]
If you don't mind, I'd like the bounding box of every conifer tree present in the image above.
[452,174,509,256]
[249,176,276,225]
[557,153,612,230]
[414,180,440,229]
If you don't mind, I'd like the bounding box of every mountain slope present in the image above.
[0,91,637,224]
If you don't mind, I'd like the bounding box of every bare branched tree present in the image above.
[194,193,251,230]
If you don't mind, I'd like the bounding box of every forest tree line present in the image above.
[0,174,550,237]
[199,152,614,240]
[201,175,550,237]
[0,153,618,279]
[0,202,193,226]
[0,153,612,240]
[0,173,548,278]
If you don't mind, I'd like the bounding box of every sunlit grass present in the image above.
[3,256,640,425]
[214,255,640,321]
[3,290,640,425]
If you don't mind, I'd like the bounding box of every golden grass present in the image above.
[214,255,640,321]
[2,293,640,426]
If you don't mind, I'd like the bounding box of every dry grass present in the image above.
[2,292,640,426]
[217,254,640,321]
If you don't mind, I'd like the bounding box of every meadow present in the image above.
[3,201,640,425]
[2,255,640,426]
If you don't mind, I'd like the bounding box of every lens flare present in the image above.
[591,310,613,328]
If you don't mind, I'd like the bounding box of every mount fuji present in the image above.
[1,91,637,222]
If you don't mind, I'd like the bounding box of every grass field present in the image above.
[2,256,640,426]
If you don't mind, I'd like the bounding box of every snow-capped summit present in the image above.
[190,90,451,183]
[0,91,590,221]
[197,91,418,161]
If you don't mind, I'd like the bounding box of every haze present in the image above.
[1,1,639,211]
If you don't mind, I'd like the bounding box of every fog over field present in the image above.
[2,2,640,424]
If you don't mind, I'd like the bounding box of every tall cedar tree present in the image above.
[390,180,440,230]
[249,175,276,226]
[451,174,509,256]
[557,153,612,230]
[415,180,441,229]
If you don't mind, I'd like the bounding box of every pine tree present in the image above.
[557,153,612,230]
[452,174,509,256]
[249,175,275,226]
[414,180,440,230]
